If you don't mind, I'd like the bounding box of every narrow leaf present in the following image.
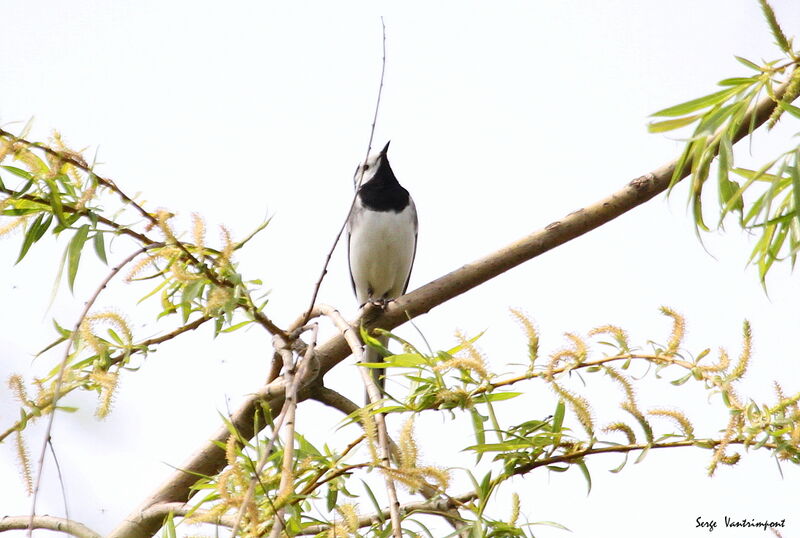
[16,213,44,264]
[651,87,739,117]
[647,115,701,133]
[67,224,90,292]
[93,232,108,264]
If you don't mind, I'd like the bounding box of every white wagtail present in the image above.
[347,141,418,391]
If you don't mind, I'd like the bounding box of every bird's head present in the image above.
[353,141,391,188]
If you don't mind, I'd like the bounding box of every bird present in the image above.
[347,141,418,394]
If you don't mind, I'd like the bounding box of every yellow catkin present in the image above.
[621,401,653,444]
[700,347,730,373]
[206,286,232,314]
[384,467,424,493]
[398,416,418,470]
[604,366,637,406]
[336,504,359,533]
[91,370,119,419]
[8,375,29,404]
[660,306,685,356]
[0,215,29,238]
[508,492,520,526]
[79,318,106,355]
[85,311,133,344]
[455,330,488,373]
[551,382,594,437]
[225,434,239,467]
[649,408,695,439]
[171,262,203,282]
[510,308,539,364]
[126,247,182,281]
[0,137,11,162]
[708,413,742,476]
[603,422,636,444]
[74,179,97,211]
[589,324,630,352]
[220,225,234,263]
[156,209,176,242]
[434,357,488,380]
[791,426,800,447]
[728,320,752,381]
[13,147,48,177]
[192,212,206,247]
[15,430,33,494]
[419,466,450,490]
[564,333,588,363]
[434,388,471,407]
[359,407,379,464]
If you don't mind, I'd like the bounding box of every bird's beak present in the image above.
[380,140,391,157]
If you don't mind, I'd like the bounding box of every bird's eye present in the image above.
[363,164,370,170]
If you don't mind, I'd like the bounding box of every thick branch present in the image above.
[0,515,102,538]
[109,80,794,538]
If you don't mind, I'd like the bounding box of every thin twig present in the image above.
[27,245,150,536]
[0,186,157,246]
[229,324,318,536]
[1,129,286,334]
[300,18,388,327]
[317,304,403,537]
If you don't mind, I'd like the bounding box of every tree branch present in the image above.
[108,76,796,538]
[0,515,102,538]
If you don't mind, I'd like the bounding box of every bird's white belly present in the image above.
[349,205,416,305]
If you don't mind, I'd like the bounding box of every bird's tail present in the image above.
[363,332,387,404]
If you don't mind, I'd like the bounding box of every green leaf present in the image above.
[734,56,761,71]
[778,101,800,120]
[473,392,522,403]
[16,212,44,264]
[360,480,385,523]
[470,408,486,454]
[789,152,800,251]
[382,353,426,368]
[647,114,700,133]
[326,484,339,512]
[718,76,759,86]
[1,165,33,180]
[219,320,253,333]
[651,87,740,117]
[552,400,565,433]
[181,279,205,305]
[466,441,533,453]
[93,232,108,264]
[67,224,90,292]
[577,458,592,494]
[44,178,67,226]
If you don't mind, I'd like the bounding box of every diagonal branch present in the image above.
[1,515,102,538]
[108,76,796,538]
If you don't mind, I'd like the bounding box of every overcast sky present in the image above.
[2,2,800,537]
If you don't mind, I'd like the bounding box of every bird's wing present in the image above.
[401,200,419,295]
[346,230,357,297]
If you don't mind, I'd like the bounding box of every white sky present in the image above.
[2,1,800,537]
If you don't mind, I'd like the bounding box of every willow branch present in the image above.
[28,245,150,535]
[0,515,102,538]
[0,186,157,246]
[108,73,795,538]
[316,304,402,537]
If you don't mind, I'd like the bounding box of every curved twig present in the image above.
[28,245,151,535]
[301,17,388,327]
